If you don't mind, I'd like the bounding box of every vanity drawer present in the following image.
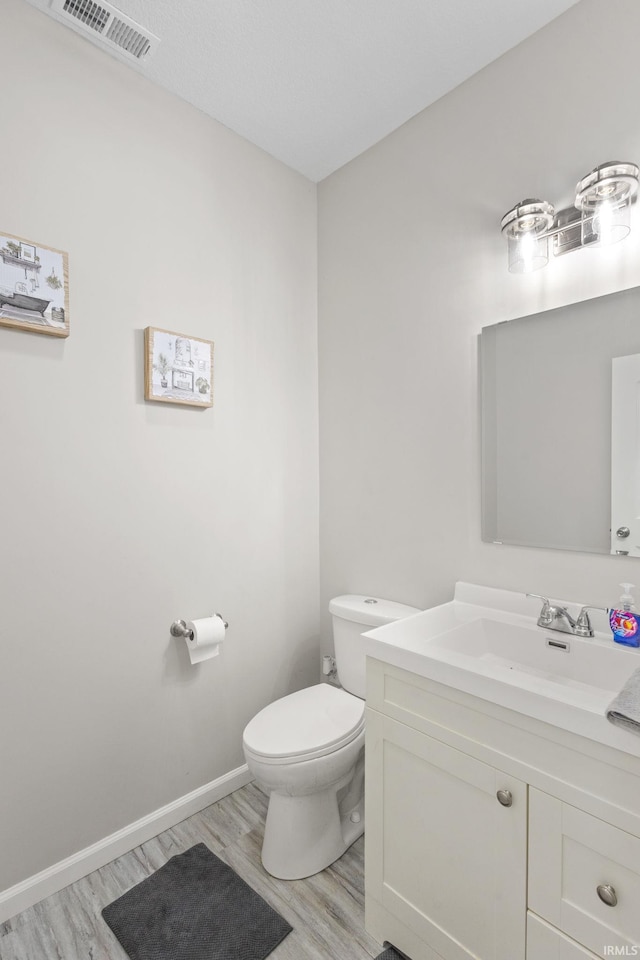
[527,912,601,960]
[529,787,640,957]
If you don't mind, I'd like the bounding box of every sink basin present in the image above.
[363,582,640,755]
[428,617,638,694]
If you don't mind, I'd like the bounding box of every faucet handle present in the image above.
[526,593,553,624]
[575,605,607,638]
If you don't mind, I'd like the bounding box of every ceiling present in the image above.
[26,0,581,181]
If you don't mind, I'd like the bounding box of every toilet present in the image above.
[242,594,421,880]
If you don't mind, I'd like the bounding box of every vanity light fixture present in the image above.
[501,161,639,274]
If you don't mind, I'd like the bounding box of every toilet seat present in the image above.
[243,683,364,764]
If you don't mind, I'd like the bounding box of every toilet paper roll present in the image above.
[185,615,226,664]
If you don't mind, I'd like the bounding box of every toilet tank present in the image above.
[329,595,421,699]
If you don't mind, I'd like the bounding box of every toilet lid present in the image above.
[243,683,364,763]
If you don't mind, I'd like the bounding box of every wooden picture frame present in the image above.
[0,231,69,337]
[144,326,214,408]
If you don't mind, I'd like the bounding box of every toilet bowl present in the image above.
[242,595,421,880]
[243,683,365,879]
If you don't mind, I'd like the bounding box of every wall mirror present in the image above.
[480,285,640,556]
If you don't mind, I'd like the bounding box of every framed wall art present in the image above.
[0,231,69,337]
[144,326,214,408]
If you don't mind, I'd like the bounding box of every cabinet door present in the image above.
[529,788,640,957]
[366,711,527,960]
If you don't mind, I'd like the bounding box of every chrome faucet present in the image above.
[526,594,606,638]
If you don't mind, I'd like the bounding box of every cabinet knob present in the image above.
[496,789,513,807]
[596,884,618,907]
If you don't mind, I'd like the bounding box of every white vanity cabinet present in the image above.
[366,709,527,960]
[365,657,640,960]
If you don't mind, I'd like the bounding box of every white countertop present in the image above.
[363,582,640,759]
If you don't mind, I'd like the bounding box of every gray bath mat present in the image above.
[102,843,292,960]
[376,947,411,960]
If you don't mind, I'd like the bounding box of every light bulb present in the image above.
[593,199,615,244]
[519,231,536,272]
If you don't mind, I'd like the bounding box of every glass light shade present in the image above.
[581,198,632,246]
[501,199,555,274]
[506,231,549,273]
[576,161,638,247]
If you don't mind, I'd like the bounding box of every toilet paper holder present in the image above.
[170,615,229,640]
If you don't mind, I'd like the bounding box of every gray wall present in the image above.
[318,0,640,650]
[0,0,319,892]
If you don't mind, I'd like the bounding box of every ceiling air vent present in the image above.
[50,0,160,61]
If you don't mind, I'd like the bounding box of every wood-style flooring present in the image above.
[0,781,384,960]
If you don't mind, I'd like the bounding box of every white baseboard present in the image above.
[0,764,253,925]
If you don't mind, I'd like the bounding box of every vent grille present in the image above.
[106,19,151,59]
[63,0,109,33]
[51,0,159,61]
